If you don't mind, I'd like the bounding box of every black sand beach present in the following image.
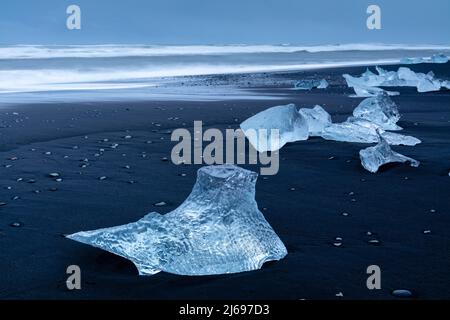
[1,63,450,299]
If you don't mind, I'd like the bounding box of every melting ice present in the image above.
[359,134,420,173]
[67,165,287,276]
[240,104,309,152]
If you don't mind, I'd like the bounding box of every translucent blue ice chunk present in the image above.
[360,134,420,173]
[67,165,288,276]
[353,94,402,131]
[299,105,332,136]
[294,79,328,90]
[240,104,309,152]
[321,117,421,146]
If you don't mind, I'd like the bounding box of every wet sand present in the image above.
[1,63,450,299]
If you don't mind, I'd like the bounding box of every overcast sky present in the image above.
[0,0,449,45]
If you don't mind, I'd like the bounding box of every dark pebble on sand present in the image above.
[391,289,413,298]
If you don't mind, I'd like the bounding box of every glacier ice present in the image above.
[299,105,332,136]
[240,104,309,152]
[359,134,420,173]
[317,79,329,89]
[353,94,402,131]
[294,79,328,90]
[351,84,399,98]
[67,165,288,276]
[321,117,421,146]
[400,53,449,65]
[344,66,445,94]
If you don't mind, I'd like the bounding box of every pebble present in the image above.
[99,176,107,181]
[12,196,20,200]
[366,231,373,236]
[368,239,380,245]
[55,178,63,182]
[348,191,354,196]
[161,157,169,162]
[124,165,131,169]
[423,230,432,234]
[342,212,349,217]
[5,164,12,168]
[8,156,18,161]
[335,292,344,297]
[6,186,12,190]
[328,156,335,160]
[333,242,342,247]
[48,173,60,178]
[290,187,296,191]
[154,201,167,207]
[27,179,36,184]
[34,190,41,194]
[17,178,23,182]
[391,289,413,298]
[124,135,132,139]
[111,143,119,149]
[178,173,187,177]
[429,209,436,213]
[44,151,52,155]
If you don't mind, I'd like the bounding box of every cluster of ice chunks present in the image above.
[240,104,309,152]
[400,53,449,65]
[67,165,288,276]
[360,133,420,173]
[294,79,329,90]
[344,66,448,95]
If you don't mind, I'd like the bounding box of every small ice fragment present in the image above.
[359,134,420,173]
[294,79,328,90]
[240,104,309,152]
[352,94,402,131]
[401,53,449,64]
[317,79,329,89]
[67,165,287,276]
[299,105,332,136]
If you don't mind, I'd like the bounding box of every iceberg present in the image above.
[299,105,332,136]
[352,94,402,131]
[321,117,421,146]
[400,53,449,65]
[67,165,288,276]
[359,134,420,173]
[240,104,309,152]
[294,79,328,90]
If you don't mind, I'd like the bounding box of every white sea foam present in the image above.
[1,44,450,59]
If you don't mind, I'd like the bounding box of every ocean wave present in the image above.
[0,60,402,93]
[1,44,450,59]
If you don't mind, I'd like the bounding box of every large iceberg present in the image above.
[360,134,420,173]
[344,66,446,94]
[352,94,402,131]
[321,117,421,146]
[299,105,332,136]
[294,79,329,90]
[240,104,309,152]
[400,53,449,65]
[67,165,287,276]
